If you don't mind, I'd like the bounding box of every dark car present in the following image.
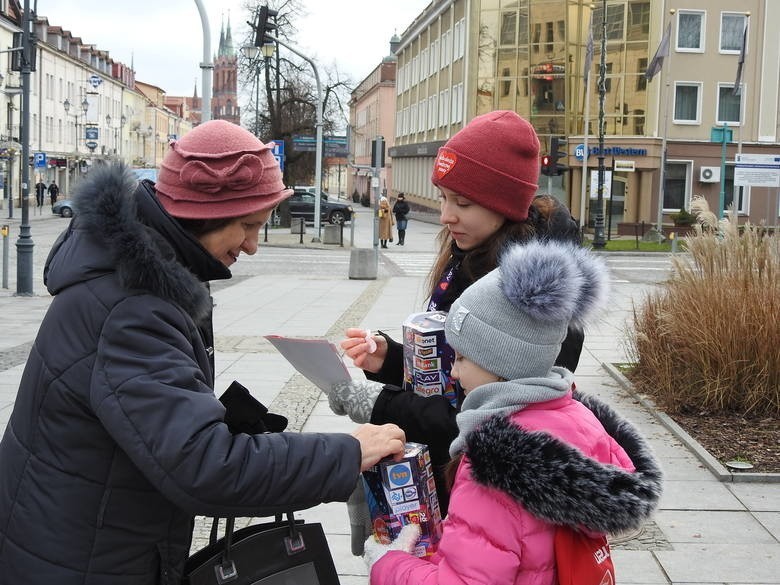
[52,199,75,218]
[288,189,353,225]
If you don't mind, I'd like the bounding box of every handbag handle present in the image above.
[209,512,306,584]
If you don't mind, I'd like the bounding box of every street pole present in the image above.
[592,0,607,249]
[193,0,213,122]
[265,32,324,242]
[16,0,33,295]
[718,123,729,220]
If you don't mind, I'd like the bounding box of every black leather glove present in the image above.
[218,381,288,434]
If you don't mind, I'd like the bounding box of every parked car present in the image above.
[288,189,352,224]
[294,185,328,200]
[52,199,75,218]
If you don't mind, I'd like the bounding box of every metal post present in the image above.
[16,0,33,295]
[2,224,8,288]
[592,0,607,249]
[193,0,213,122]
[718,123,728,219]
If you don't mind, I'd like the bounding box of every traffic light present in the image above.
[253,5,278,46]
[541,154,553,176]
[549,136,568,175]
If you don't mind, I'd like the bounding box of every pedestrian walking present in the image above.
[34,179,47,214]
[392,192,410,245]
[47,180,59,208]
[328,110,583,554]
[365,240,663,584]
[0,120,405,584]
[378,195,394,248]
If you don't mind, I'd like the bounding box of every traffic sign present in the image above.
[268,139,285,171]
[33,152,46,168]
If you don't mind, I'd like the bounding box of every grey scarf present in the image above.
[449,367,574,458]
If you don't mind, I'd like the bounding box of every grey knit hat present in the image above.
[444,241,609,380]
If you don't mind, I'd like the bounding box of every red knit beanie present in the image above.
[155,120,292,219]
[431,110,540,222]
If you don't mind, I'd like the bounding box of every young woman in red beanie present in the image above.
[326,111,583,553]
[0,119,405,585]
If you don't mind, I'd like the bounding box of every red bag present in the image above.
[554,526,615,585]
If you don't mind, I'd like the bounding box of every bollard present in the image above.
[2,224,8,289]
[348,248,377,280]
[670,231,678,254]
[322,224,341,245]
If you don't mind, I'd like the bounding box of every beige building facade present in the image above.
[390,0,780,230]
[348,52,398,204]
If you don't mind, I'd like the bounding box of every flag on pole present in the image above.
[584,14,594,82]
[644,22,671,80]
[733,22,747,96]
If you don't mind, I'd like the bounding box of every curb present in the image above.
[602,362,780,484]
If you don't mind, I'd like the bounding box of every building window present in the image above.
[533,23,541,53]
[677,10,705,52]
[663,162,690,211]
[717,84,741,124]
[545,21,554,52]
[673,82,701,124]
[720,13,746,53]
[500,12,516,45]
[636,58,648,91]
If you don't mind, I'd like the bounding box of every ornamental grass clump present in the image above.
[627,197,779,417]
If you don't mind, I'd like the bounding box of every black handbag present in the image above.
[183,513,340,585]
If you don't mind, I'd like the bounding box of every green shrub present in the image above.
[670,208,696,226]
[626,199,780,417]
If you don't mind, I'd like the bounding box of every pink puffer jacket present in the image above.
[370,391,663,585]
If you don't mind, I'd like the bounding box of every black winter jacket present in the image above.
[0,165,360,585]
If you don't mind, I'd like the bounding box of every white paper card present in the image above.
[265,336,351,392]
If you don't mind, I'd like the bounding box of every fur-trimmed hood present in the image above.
[44,164,229,322]
[466,391,663,535]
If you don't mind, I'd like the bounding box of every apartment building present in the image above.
[389,0,779,230]
[348,42,398,203]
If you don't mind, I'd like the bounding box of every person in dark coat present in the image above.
[326,112,583,554]
[392,192,410,245]
[0,120,405,585]
[47,180,59,208]
[34,179,47,212]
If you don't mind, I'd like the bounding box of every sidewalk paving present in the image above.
[0,210,777,584]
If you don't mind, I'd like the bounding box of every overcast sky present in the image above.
[39,0,429,96]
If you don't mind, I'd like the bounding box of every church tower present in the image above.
[212,15,240,124]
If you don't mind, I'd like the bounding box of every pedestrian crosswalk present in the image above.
[242,246,674,282]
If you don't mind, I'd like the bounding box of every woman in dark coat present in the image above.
[0,120,404,584]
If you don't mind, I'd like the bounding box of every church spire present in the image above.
[224,12,235,56]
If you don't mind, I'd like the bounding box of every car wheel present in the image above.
[60,207,73,218]
[329,210,346,225]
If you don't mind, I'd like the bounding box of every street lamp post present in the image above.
[262,33,324,242]
[105,114,127,161]
[592,0,608,249]
[63,97,89,156]
[16,0,34,294]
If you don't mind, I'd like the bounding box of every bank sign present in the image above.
[575,144,648,161]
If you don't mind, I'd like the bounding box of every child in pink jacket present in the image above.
[365,240,663,584]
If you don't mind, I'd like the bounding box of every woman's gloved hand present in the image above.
[328,380,384,423]
[363,523,421,569]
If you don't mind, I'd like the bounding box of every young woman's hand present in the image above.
[340,328,388,373]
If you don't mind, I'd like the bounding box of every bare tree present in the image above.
[238,0,353,186]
